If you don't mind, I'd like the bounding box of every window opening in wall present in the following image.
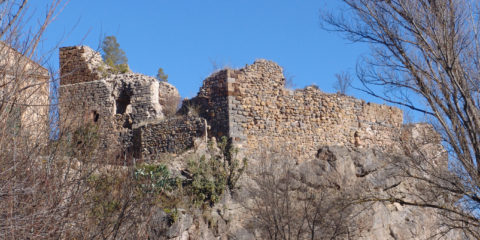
[116,92,131,114]
[92,110,99,123]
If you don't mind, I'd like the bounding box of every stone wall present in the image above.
[58,45,205,161]
[158,81,181,117]
[59,46,105,85]
[186,70,230,138]
[195,60,403,162]
[106,73,164,124]
[133,116,207,160]
[59,79,119,151]
[59,45,405,163]
[59,74,166,150]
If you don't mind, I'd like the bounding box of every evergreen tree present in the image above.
[101,36,129,74]
[156,67,168,82]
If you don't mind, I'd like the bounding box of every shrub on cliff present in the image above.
[134,163,178,194]
[184,136,247,206]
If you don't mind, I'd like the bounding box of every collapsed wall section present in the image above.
[158,81,181,117]
[196,59,404,162]
[59,46,105,85]
[58,45,196,162]
[186,70,230,138]
[106,73,164,124]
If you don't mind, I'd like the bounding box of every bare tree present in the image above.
[0,1,116,239]
[322,0,480,237]
[333,71,352,94]
[248,157,355,240]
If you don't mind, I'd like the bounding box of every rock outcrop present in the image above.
[136,124,459,239]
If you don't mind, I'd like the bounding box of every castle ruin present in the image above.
[59,46,406,163]
[55,45,456,239]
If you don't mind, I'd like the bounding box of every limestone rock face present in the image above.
[158,81,181,117]
[176,123,456,240]
[142,125,461,240]
[293,146,448,240]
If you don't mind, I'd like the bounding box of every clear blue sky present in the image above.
[34,1,372,101]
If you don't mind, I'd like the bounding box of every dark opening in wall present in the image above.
[116,92,131,114]
[92,111,99,123]
[123,115,132,129]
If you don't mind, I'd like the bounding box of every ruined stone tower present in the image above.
[58,46,199,161]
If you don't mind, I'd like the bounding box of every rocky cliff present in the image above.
[151,124,459,240]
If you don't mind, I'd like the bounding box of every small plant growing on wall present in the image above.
[333,71,352,95]
[156,67,168,82]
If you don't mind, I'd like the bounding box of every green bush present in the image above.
[187,154,227,206]
[134,163,178,195]
[86,142,246,225]
[163,207,179,224]
[186,136,247,206]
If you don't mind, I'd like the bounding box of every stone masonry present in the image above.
[133,116,207,160]
[59,46,195,160]
[190,59,403,162]
[59,46,105,85]
[60,46,405,163]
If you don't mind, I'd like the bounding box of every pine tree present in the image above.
[156,67,168,82]
[101,36,129,74]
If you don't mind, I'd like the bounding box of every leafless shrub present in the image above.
[0,1,83,239]
[247,157,355,240]
[322,0,480,237]
[209,58,235,73]
[184,101,201,117]
[333,71,352,95]
[283,71,296,89]
[0,1,149,239]
[162,93,181,118]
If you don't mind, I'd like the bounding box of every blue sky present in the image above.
[34,1,371,100]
